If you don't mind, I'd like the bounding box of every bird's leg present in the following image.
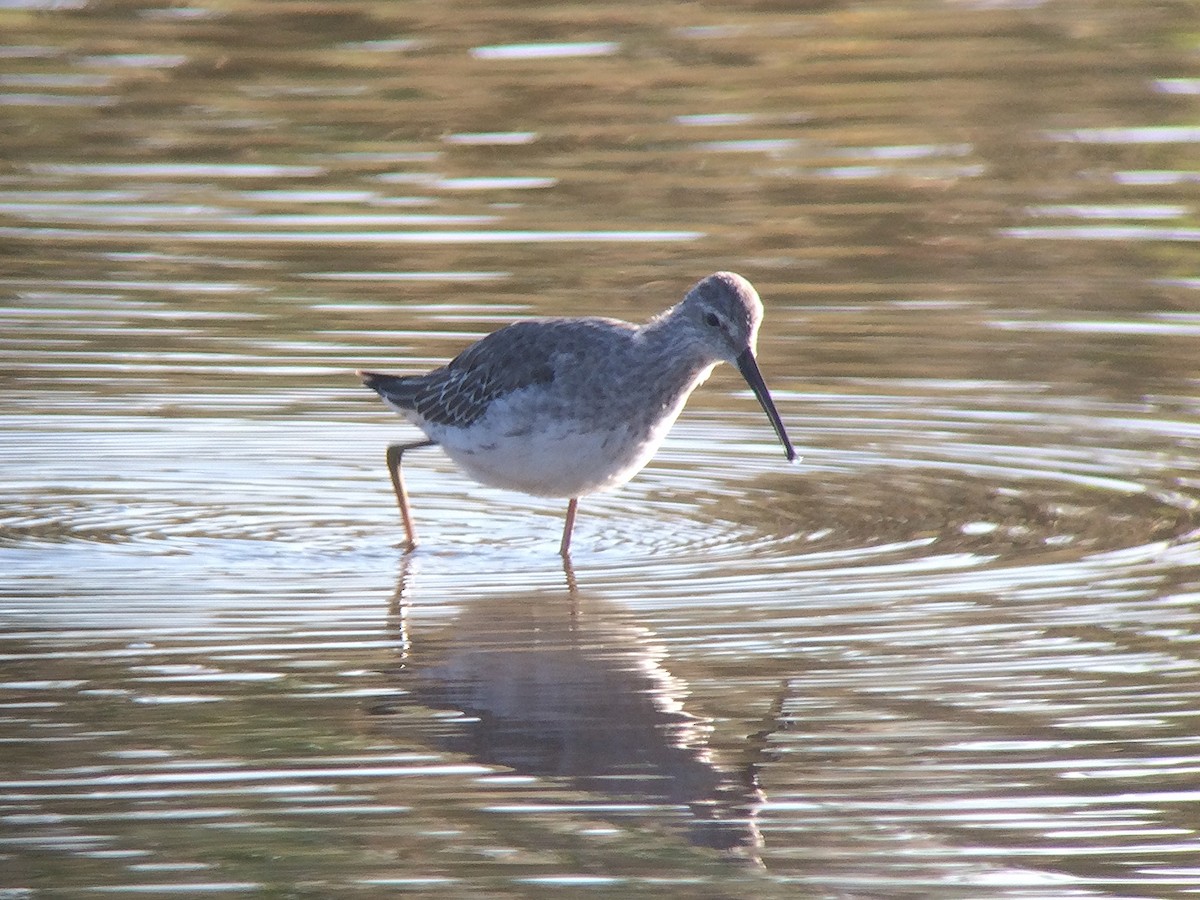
[562,554,578,597]
[560,497,579,556]
[385,440,435,549]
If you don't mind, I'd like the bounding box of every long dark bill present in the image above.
[736,348,797,462]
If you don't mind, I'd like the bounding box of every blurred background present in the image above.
[2,0,1198,895]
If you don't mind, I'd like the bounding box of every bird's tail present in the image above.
[358,370,421,412]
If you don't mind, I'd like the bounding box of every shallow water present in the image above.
[2,1,1200,896]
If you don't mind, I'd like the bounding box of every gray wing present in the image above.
[361,319,613,428]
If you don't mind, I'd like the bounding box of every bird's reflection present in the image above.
[374,558,771,861]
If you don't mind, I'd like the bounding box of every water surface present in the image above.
[2,1,1199,896]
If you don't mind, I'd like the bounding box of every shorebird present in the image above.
[359,271,795,554]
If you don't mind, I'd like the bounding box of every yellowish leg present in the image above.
[560,497,579,556]
[386,440,435,549]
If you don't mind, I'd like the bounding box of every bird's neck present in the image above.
[636,308,721,394]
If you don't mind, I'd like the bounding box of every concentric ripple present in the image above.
[3,386,1197,585]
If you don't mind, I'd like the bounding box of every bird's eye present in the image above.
[703,312,720,327]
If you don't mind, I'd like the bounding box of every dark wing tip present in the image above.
[358,370,395,400]
[358,370,424,415]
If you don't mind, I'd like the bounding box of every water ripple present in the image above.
[1,386,1195,583]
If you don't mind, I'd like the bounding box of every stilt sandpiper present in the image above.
[359,271,795,554]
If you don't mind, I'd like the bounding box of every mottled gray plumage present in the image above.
[361,318,626,429]
[359,271,795,554]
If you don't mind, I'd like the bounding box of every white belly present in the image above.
[415,394,683,498]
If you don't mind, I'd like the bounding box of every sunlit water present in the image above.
[2,1,1199,896]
